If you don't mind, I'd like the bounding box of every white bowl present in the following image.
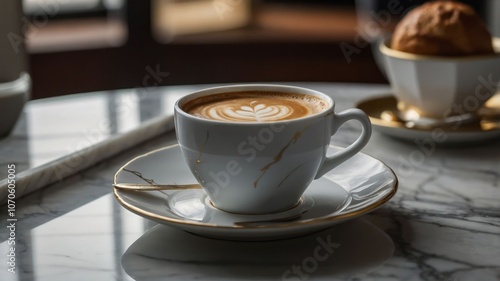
[0,73,30,137]
[379,39,500,119]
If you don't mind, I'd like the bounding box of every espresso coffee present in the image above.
[183,91,328,122]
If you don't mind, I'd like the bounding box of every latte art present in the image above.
[205,101,299,122]
[183,91,328,122]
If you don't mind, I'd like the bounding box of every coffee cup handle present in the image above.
[315,109,372,179]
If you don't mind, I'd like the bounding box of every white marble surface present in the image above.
[0,84,212,203]
[0,83,499,281]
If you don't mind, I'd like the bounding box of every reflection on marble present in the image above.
[0,194,143,281]
[0,85,208,203]
[122,219,393,280]
[0,133,179,281]
[0,83,499,281]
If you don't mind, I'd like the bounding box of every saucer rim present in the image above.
[113,144,398,230]
[356,95,500,133]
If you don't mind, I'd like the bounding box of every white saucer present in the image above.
[166,189,315,225]
[357,95,500,144]
[113,144,398,241]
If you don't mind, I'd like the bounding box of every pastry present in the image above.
[391,1,494,56]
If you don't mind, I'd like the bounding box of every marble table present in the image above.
[0,83,499,281]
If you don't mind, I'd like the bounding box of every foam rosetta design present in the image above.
[183,91,328,123]
[207,101,296,122]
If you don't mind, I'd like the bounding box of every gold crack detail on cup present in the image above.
[123,168,158,185]
[275,161,312,189]
[193,131,210,184]
[253,128,307,189]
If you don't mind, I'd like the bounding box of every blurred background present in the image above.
[3,0,499,99]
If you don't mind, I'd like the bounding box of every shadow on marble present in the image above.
[121,218,394,280]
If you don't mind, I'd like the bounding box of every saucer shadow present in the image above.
[121,219,394,280]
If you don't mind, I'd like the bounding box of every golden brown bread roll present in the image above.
[391,1,494,56]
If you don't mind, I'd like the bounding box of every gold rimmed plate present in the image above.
[357,95,500,144]
[113,144,398,241]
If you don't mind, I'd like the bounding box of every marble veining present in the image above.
[0,83,499,281]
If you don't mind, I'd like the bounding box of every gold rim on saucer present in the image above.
[357,95,500,133]
[113,144,398,231]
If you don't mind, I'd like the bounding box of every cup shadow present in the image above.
[121,218,394,280]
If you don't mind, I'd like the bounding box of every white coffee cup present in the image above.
[174,84,371,214]
[380,39,500,119]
